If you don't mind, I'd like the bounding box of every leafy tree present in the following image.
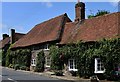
[88,10,110,18]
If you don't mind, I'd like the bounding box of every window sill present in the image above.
[31,64,36,66]
[94,71,105,73]
[69,69,78,71]
[46,65,50,68]
[44,49,50,51]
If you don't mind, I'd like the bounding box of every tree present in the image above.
[88,10,110,19]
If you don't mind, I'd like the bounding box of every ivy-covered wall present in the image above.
[6,47,31,70]
[49,38,120,80]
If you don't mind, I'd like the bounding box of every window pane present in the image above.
[96,58,105,71]
[97,59,100,63]
[70,65,73,69]
[97,67,100,71]
[46,56,51,66]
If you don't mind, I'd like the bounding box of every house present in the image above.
[0,29,25,66]
[11,2,120,74]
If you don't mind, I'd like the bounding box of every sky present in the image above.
[1,1,119,40]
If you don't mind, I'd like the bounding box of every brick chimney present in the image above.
[2,34,9,40]
[75,2,85,22]
[11,29,15,44]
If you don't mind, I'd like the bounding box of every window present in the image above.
[94,58,105,73]
[31,59,36,66]
[45,56,51,67]
[68,59,78,71]
[44,44,49,50]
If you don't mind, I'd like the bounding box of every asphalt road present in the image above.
[1,67,70,82]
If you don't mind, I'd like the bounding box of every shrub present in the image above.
[50,46,64,70]
[14,64,20,70]
[20,66,27,70]
[34,50,45,72]
[8,64,14,68]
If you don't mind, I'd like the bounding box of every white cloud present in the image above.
[41,2,53,8]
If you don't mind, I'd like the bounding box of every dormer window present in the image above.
[44,44,49,50]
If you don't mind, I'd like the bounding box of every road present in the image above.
[1,67,70,82]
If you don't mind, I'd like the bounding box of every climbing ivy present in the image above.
[6,47,31,68]
[49,46,64,70]
[50,38,120,80]
[34,50,45,72]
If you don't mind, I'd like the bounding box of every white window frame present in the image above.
[31,59,36,66]
[45,55,51,68]
[68,59,78,71]
[94,58,105,73]
[44,44,49,50]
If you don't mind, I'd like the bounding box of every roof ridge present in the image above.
[15,32,25,35]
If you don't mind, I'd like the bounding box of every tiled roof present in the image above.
[60,12,120,44]
[14,33,25,42]
[0,37,10,49]
[13,13,71,48]
[12,12,120,48]
[0,33,25,49]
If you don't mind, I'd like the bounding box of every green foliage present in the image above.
[6,48,31,68]
[8,64,14,68]
[34,50,45,72]
[95,10,110,17]
[6,48,14,67]
[88,15,94,19]
[1,51,6,66]
[14,64,20,70]
[49,46,64,70]
[20,66,27,70]
[14,49,31,67]
[88,10,110,18]
[50,38,120,80]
